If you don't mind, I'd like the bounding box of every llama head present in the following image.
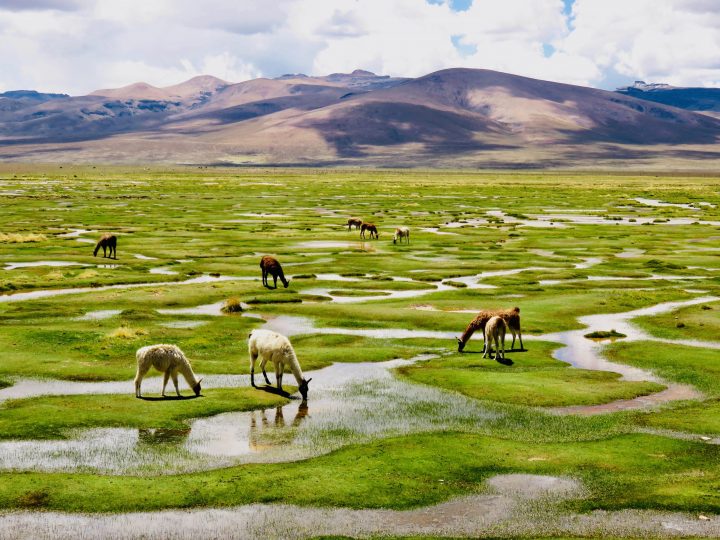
[282,278,290,288]
[299,377,312,401]
[192,378,203,397]
[456,337,466,352]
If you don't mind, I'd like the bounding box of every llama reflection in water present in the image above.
[137,427,192,445]
[249,401,309,453]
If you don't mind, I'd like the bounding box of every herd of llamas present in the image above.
[92,214,522,402]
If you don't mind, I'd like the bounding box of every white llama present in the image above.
[393,226,410,244]
[482,316,507,361]
[248,329,312,400]
[134,344,203,398]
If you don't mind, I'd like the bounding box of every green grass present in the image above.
[634,300,720,342]
[0,432,717,513]
[397,342,664,407]
[606,341,720,397]
[0,166,719,519]
[0,388,290,440]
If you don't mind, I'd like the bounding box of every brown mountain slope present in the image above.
[1,68,720,168]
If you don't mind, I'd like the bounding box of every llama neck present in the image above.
[178,363,198,388]
[459,321,480,346]
[93,240,102,256]
[286,348,304,385]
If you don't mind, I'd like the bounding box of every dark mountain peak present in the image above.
[0,90,69,101]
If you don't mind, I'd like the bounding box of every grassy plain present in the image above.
[0,165,719,526]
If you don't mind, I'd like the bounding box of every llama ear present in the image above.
[197,378,203,384]
[306,378,312,384]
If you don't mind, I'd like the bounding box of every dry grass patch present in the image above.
[106,325,148,339]
[0,232,46,243]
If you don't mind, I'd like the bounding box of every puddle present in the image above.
[156,300,255,317]
[160,321,209,329]
[149,267,179,275]
[420,227,459,236]
[535,214,720,226]
[3,261,88,271]
[294,241,377,251]
[75,310,121,321]
[0,357,495,474]
[57,228,95,238]
[299,267,550,304]
[487,210,567,228]
[539,296,720,414]
[262,315,457,339]
[616,248,646,258]
[3,480,717,539]
[0,275,242,304]
[574,257,603,269]
[540,274,708,286]
[634,198,697,210]
[133,254,158,260]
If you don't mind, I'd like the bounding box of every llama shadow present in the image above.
[495,357,514,366]
[138,394,201,401]
[255,385,294,399]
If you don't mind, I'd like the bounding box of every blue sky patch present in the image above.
[451,34,477,57]
[426,0,473,11]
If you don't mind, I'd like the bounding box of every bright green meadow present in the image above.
[0,166,719,532]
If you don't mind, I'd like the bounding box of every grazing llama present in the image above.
[360,222,379,239]
[94,233,117,259]
[347,217,363,231]
[134,344,202,398]
[393,226,410,244]
[260,255,290,289]
[248,329,312,400]
[457,307,523,352]
[483,316,507,361]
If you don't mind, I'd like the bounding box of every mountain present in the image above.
[617,82,720,119]
[1,68,720,168]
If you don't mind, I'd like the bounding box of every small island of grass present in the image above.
[584,329,627,339]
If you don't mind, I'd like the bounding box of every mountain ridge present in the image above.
[1,68,719,168]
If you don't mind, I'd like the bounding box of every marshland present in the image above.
[0,165,719,539]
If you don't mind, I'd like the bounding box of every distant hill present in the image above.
[1,68,720,168]
[617,81,720,118]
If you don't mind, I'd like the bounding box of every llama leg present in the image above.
[482,330,490,358]
[518,328,523,350]
[161,370,170,397]
[134,365,151,398]
[272,274,278,289]
[260,357,271,385]
[510,330,516,351]
[171,370,181,397]
[250,349,259,387]
[261,269,267,288]
[276,362,284,391]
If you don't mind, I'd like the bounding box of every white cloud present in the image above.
[0,0,719,94]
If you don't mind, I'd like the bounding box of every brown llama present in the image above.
[457,307,523,353]
[93,233,117,259]
[347,217,363,231]
[360,222,379,239]
[260,255,290,289]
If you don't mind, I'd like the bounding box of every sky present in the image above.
[0,0,719,95]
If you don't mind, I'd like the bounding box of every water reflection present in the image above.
[249,402,309,452]
[138,427,192,446]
